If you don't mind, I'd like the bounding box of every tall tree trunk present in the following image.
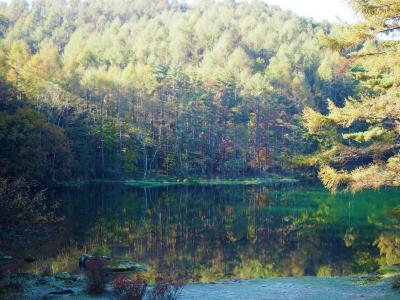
[118,92,123,176]
[100,93,105,179]
[255,98,261,175]
[143,142,148,179]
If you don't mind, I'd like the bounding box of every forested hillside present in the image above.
[0,0,355,184]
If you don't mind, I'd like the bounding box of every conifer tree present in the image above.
[303,0,400,191]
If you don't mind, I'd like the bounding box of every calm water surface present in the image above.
[15,184,400,281]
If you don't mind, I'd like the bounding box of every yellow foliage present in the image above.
[303,0,400,192]
[326,92,400,128]
[297,146,341,166]
[302,107,335,134]
[318,165,349,192]
[374,233,400,266]
[343,126,387,143]
[318,158,400,193]
[316,265,332,277]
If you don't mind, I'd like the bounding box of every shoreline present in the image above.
[1,273,398,299]
[56,176,299,188]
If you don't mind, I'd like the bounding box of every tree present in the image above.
[302,0,400,192]
[0,108,73,183]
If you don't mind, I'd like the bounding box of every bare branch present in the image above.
[379,25,400,33]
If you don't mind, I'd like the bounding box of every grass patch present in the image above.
[58,176,298,188]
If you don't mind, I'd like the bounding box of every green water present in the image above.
[22,184,400,281]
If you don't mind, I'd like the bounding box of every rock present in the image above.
[36,277,51,285]
[0,251,13,261]
[54,272,71,280]
[79,254,148,273]
[79,254,111,270]
[107,260,149,272]
[369,264,400,280]
[54,272,81,282]
[70,274,85,282]
[48,289,74,295]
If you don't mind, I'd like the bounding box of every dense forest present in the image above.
[0,0,356,186]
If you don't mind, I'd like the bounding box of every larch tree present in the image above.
[303,0,400,192]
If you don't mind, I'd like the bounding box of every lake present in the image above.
[8,183,400,281]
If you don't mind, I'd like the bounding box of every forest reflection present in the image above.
[46,184,400,281]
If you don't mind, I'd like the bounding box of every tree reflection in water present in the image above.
[33,185,400,281]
